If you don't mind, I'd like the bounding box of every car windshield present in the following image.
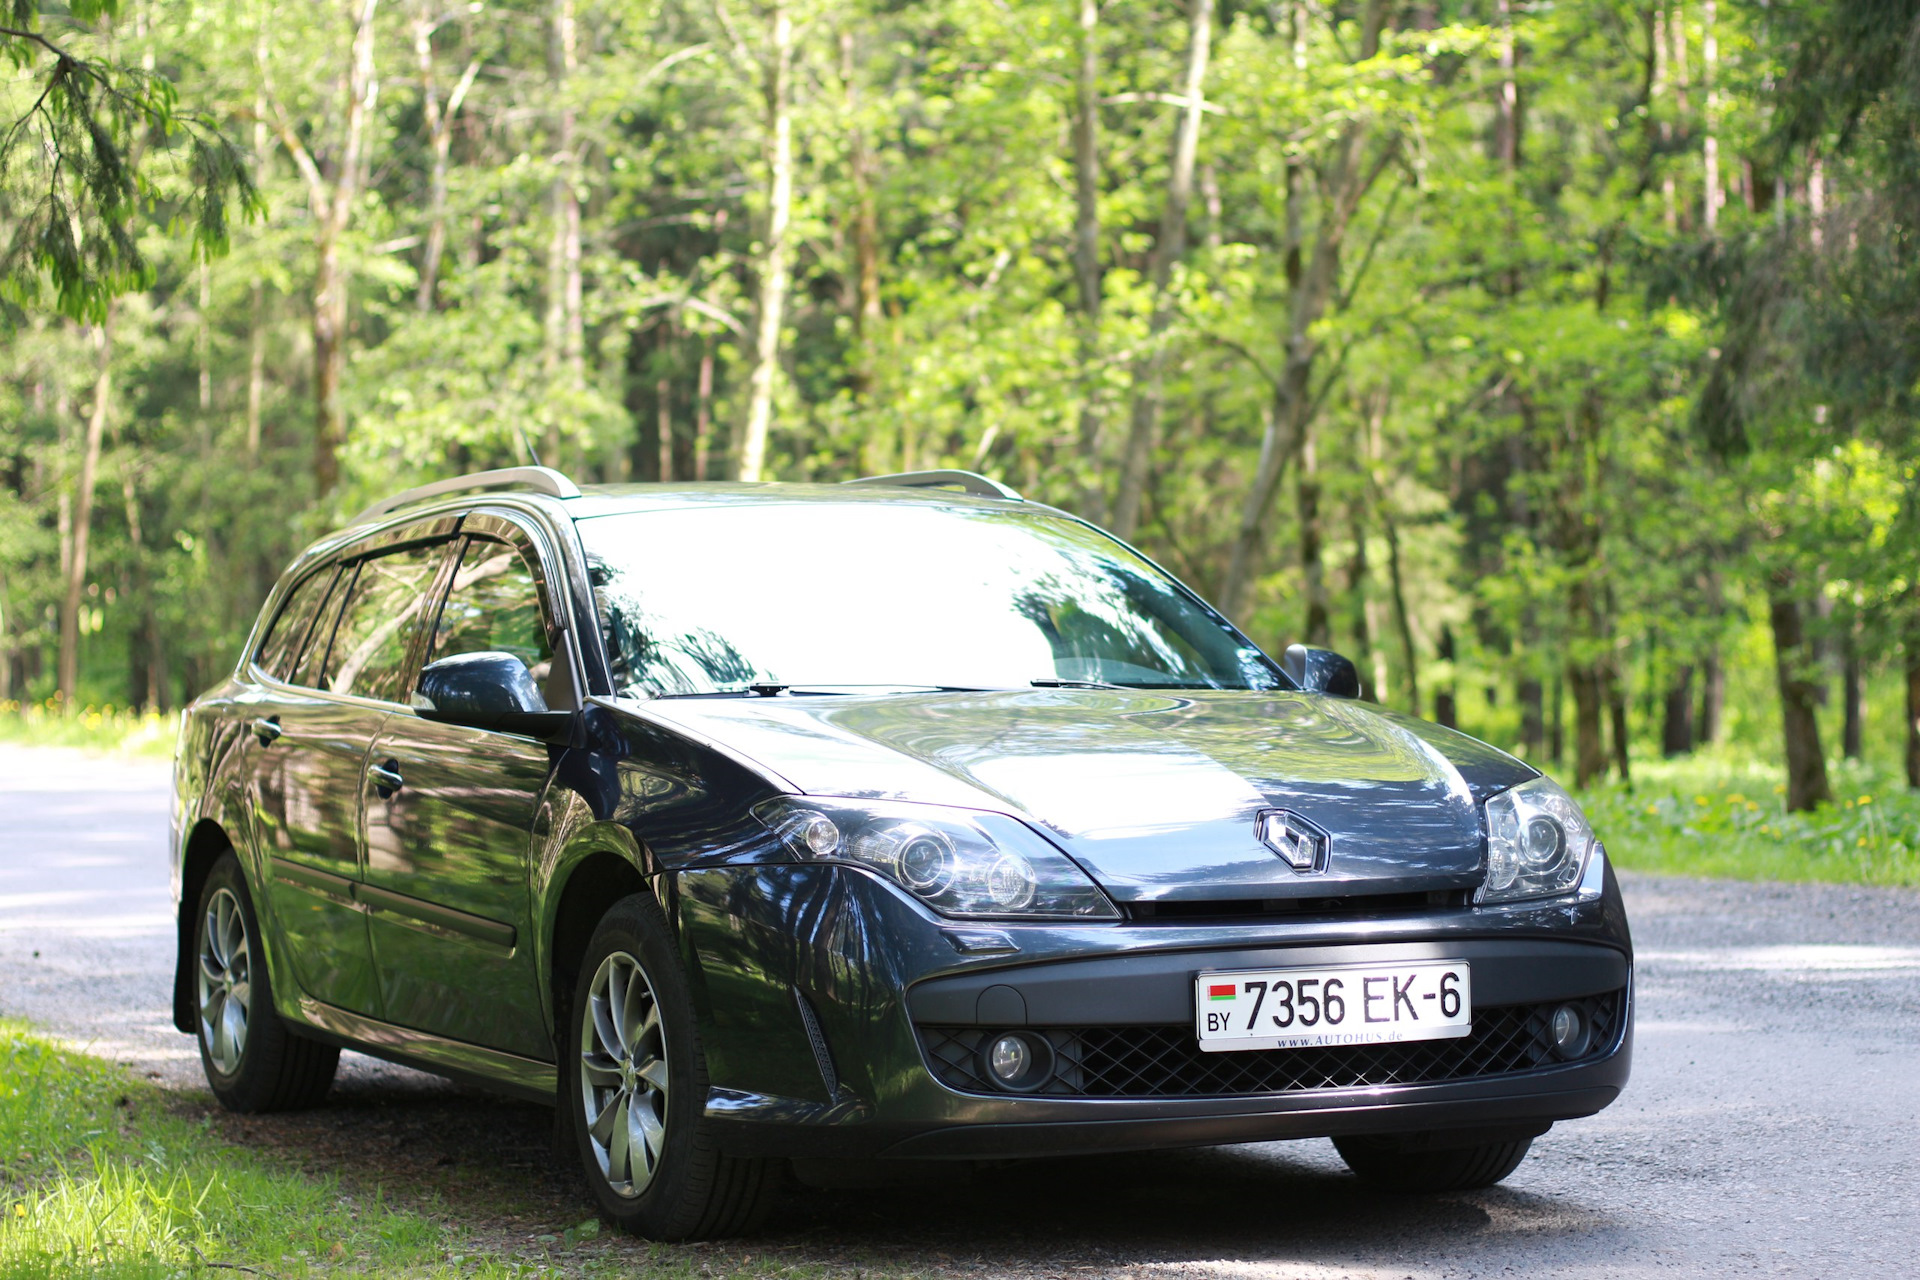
[576,500,1282,697]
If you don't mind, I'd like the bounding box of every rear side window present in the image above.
[430,538,553,675]
[322,543,449,702]
[255,568,335,682]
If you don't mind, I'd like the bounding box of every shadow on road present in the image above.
[182,1069,1615,1275]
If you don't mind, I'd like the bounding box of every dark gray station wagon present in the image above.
[170,467,1632,1238]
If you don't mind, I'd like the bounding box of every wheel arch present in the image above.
[539,822,664,1054]
[173,818,237,1033]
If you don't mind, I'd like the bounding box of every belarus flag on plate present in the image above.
[1207,983,1236,1001]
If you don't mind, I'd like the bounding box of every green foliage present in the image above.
[1,0,1917,834]
[1,0,259,322]
[1585,758,1920,886]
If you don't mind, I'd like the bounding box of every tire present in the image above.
[564,893,773,1240]
[193,853,339,1112]
[1333,1132,1534,1193]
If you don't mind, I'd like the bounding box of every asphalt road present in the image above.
[3,742,1918,1278]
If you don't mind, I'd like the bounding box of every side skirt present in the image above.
[292,996,557,1103]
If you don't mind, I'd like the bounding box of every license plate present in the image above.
[1194,961,1471,1052]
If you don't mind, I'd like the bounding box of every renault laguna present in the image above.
[169,467,1632,1239]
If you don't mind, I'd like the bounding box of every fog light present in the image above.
[988,1035,1030,1082]
[979,1031,1053,1092]
[1550,1004,1590,1059]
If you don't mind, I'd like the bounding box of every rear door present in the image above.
[246,530,454,1018]
[359,513,566,1059]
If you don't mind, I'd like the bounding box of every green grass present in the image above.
[0,1022,492,1278]
[0,1022,923,1280]
[1579,755,1920,887]
[0,702,177,759]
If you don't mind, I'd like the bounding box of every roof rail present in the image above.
[841,469,1023,501]
[351,466,583,525]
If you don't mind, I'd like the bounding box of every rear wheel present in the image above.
[565,893,772,1240]
[194,853,338,1112]
[1333,1132,1534,1192]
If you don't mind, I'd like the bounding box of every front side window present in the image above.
[430,537,553,680]
[256,567,336,684]
[323,543,449,701]
[576,502,1280,698]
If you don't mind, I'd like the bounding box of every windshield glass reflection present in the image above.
[576,503,1280,697]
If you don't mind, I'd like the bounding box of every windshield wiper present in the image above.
[1030,677,1127,691]
[651,683,993,699]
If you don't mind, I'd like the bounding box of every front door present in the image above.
[241,565,382,1015]
[360,529,560,1059]
[253,535,453,1018]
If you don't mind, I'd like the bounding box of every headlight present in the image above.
[1480,776,1597,904]
[752,796,1120,920]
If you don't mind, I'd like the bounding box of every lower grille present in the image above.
[919,990,1623,1099]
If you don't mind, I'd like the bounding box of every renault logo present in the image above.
[1257,809,1329,873]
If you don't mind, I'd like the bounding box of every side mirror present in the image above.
[415,651,571,739]
[1282,644,1362,698]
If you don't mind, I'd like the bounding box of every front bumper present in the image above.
[675,861,1634,1161]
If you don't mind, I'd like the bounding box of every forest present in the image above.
[3,0,1918,818]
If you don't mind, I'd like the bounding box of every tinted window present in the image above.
[576,503,1280,697]
[431,537,553,679]
[293,574,348,689]
[323,543,448,701]
[256,568,335,682]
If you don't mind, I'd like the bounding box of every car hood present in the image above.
[633,689,1530,902]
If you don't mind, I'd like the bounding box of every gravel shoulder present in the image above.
[4,743,1918,1278]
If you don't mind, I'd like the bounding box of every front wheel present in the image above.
[194,853,338,1112]
[1333,1132,1535,1192]
[565,893,772,1239]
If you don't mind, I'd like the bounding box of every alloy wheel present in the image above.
[579,950,670,1197]
[197,886,252,1075]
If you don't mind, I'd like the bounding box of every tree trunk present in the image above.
[1520,676,1545,759]
[840,27,881,397]
[58,311,113,709]
[1110,0,1214,540]
[286,0,380,497]
[1605,657,1632,782]
[1382,508,1418,717]
[1770,587,1834,812]
[1345,496,1373,695]
[415,13,478,313]
[694,336,714,481]
[543,0,582,461]
[1841,623,1863,760]
[1698,642,1724,744]
[1297,417,1330,646]
[1071,0,1104,516]
[1218,0,1393,618]
[247,93,269,456]
[1702,0,1719,231]
[736,1,794,483]
[312,235,347,495]
[1663,663,1694,756]
[656,321,675,482]
[1569,662,1606,786]
[1435,624,1458,729]
[1550,672,1565,764]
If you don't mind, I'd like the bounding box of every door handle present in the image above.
[368,759,404,799]
[251,716,282,746]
